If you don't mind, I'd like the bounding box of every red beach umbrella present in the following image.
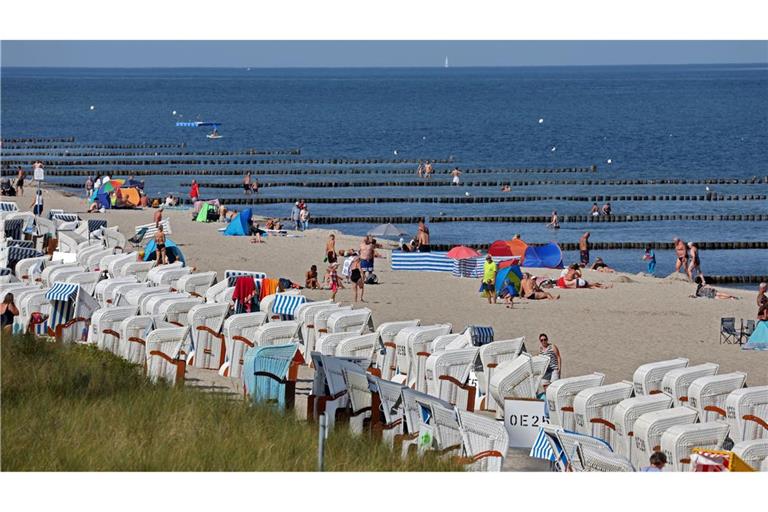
[446,245,481,260]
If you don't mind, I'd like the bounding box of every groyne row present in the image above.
[1,157,455,168]
[1,149,302,157]
[1,137,76,143]
[425,241,768,251]
[307,214,768,225]
[1,141,185,149]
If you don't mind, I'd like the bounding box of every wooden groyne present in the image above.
[1,157,455,168]
[0,149,302,157]
[426,241,768,251]
[306,214,768,225]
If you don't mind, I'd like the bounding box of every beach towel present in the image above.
[232,276,258,314]
[259,278,279,300]
[342,257,354,278]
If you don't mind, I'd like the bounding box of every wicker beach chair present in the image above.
[94,276,136,306]
[159,297,203,326]
[724,386,768,442]
[90,306,138,352]
[243,342,303,411]
[660,421,730,472]
[309,353,369,432]
[687,372,748,423]
[140,292,189,316]
[326,307,374,334]
[478,337,527,411]
[341,365,375,434]
[175,271,217,298]
[546,373,606,430]
[107,252,138,277]
[488,353,550,417]
[661,363,720,406]
[574,443,636,472]
[609,394,674,460]
[109,282,149,306]
[120,261,156,282]
[295,302,341,357]
[15,255,49,284]
[631,407,699,469]
[394,324,453,390]
[398,387,455,457]
[551,427,618,472]
[430,334,465,353]
[219,312,268,378]
[572,382,635,447]
[315,331,358,355]
[425,347,479,411]
[455,409,509,471]
[336,332,380,361]
[252,321,301,347]
[731,439,768,470]
[151,267,192,289]
[44,282,99,343]
[632,357,689,396]
[122,285,172,308]
[369,376,409,446]
[373,319,421,380]
[185,303,229,370]
[204,279,235,304]
[85,248,114,271]
[145,326,190,385]
[65,271,101,296]
[15,290,51,335]
[146,262,184,285]
[312,304,351,336]
[42,264,83,287]
[118,315,154,364]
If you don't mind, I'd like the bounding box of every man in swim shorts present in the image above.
[674,238,688,277]
[154,224,167,266]
[579,231,590,267]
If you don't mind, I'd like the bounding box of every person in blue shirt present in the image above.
[641,451,667,472]
[643,245,656,275]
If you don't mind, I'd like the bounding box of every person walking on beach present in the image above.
[547,210,560,229]
[243,172,251,195]
[687,242,701,281]
[325,233,337,264]
[154,206,163,229]
[349,255,365,302]
[189,180,200,202]
[85,176,94,199]
[538,333,561,390]
[451,167,462,186]
[154,224,167,266]
[643,245,657,275]
[757,282,767,311]
[359,235,375,279]
[30,188,44,216]
[579,232,591,267]
[290,202,301,230]
[326,263,344,302]
[300,206,310,231]
[482,255,498,304]
[15,168,24,197]
[673,238,688,277]
[417,220,431,252]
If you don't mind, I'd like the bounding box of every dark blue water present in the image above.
[2,65,767,276]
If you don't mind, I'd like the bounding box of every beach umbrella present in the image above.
[367,223,408,238]
[446,245,481,260]
[97,179,125,194]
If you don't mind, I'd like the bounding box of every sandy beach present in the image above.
[13,186,764,388]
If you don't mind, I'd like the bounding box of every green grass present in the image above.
[1,334,457,471]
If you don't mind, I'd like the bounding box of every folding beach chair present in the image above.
[740,319,756,345]
[720,317,739,344]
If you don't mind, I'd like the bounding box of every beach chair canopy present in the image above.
[143,238,186,266]
[223,208,252,235]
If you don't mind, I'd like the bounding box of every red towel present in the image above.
[232,276,256,310]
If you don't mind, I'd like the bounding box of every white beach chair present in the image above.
[631,406,699,469]
[573,443,636,472]
[1,284,39,303]
[478,337,527,411]
[335,332,380,361]
[252,321,301,347]
[146,262,184,285]
[263,292,305,321]
[44,281,100,343]
[15,255,49,284]
[140,292,189,316]
[151,267,192,289]
[310,353,369,432]
[326,308,374,334]
[186,303,229,370]
[49,268,88,288]
[370,376,408,447]
[219,312,268,378]
[341,365,374,435]
[660,421,730,472]
[660,362,720,407]
[122,285,172,308]
[110,282,149,306]
[425,347,479,411]
[76,245,103,267]
[315,331,358,355]
[204,280,235,305]
[687,372,748,423]
[632,357,689,396]
[108,252,138,277]
[731,439,768,471]
[120,261,156,282]
[546,373,606,430]
[84,248,114,271]
[134,219,172,241]
[430,334,465,353]
[175,271,217,297]
[723,386,768,442]
[572,382,635,447]
[100,226,126,249]
[145,326,190,385]
[94,276,136,306]
[42,263,83,287]
[159,297,203,326]
[65,271,101,296]
[394,324,452,390]
[14,290,51,336]
[455,409,509,471]
[57,232,85,254]
[89,305,137,352]
[294,300,334,354]
[223,269,266,286]
[399,387,455,457]
[374,319,421,380]
[488,353,550,416]
[117,315,154,364]
[609,394,674,460]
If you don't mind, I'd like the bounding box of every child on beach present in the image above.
[305,265,319,289]
[326,263,344,302]
[643,245,656,274]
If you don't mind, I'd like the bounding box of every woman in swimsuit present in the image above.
[349,256,365,303]
[1,293,19,335]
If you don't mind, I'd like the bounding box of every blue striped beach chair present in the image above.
[271,293,307,321]
[45,281,99,342]
[242,343,304,410]
[3,218,24,241]
[465,325,494,347]
[0,201,19,213]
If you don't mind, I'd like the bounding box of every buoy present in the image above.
[465,192,470,196]
[89,105,95,110]
[551,146,557,152]
[607,159,612,164]
[422,136,427,140]
[538,118,544,124]
[172,110,177,115]
[394,150,398,155]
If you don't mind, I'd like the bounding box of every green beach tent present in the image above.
[195,202,216,222]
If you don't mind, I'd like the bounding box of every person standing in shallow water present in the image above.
[579,232,591,267]
[643,245,656,275]
[243,171,251,195]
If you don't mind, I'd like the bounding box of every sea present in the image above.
[2,65,767,278]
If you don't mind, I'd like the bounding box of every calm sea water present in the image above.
[2,65,767,277]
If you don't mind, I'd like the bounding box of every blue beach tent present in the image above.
[523,242,563,269]
[495,264,524,297]
[143,238,186,265]
[224,208,253,236]
[742,321,768,351]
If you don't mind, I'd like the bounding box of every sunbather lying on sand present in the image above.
[692,275,737,300]
[590,257,615,273]
[556,264,611,289]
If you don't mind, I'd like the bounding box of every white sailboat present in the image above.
[444,56,449,68]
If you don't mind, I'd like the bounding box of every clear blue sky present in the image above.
[2,41,766,67]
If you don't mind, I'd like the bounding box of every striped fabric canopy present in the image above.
[391,251,454,272]
[0,201,19,212]
[6,246,43,268]
[87,219,108,233]
[46,282,80,301]
[7,239,34,249]
[0,268,11,276]
[51,213,80,223]
[226,270,267,287]
[47,209,65,220]
[467,325,494,346]
[451,256,519,278]
[271,294,307,318]
[3,218,24,240]
[529,427,557,462]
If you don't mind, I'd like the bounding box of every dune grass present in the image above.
[1,334,457,471]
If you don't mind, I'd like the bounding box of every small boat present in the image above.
[444,56,449,68]
[206,128,223,140]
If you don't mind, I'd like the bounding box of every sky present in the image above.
[1,41,767,68]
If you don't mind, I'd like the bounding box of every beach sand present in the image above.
[10,188,766,470]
